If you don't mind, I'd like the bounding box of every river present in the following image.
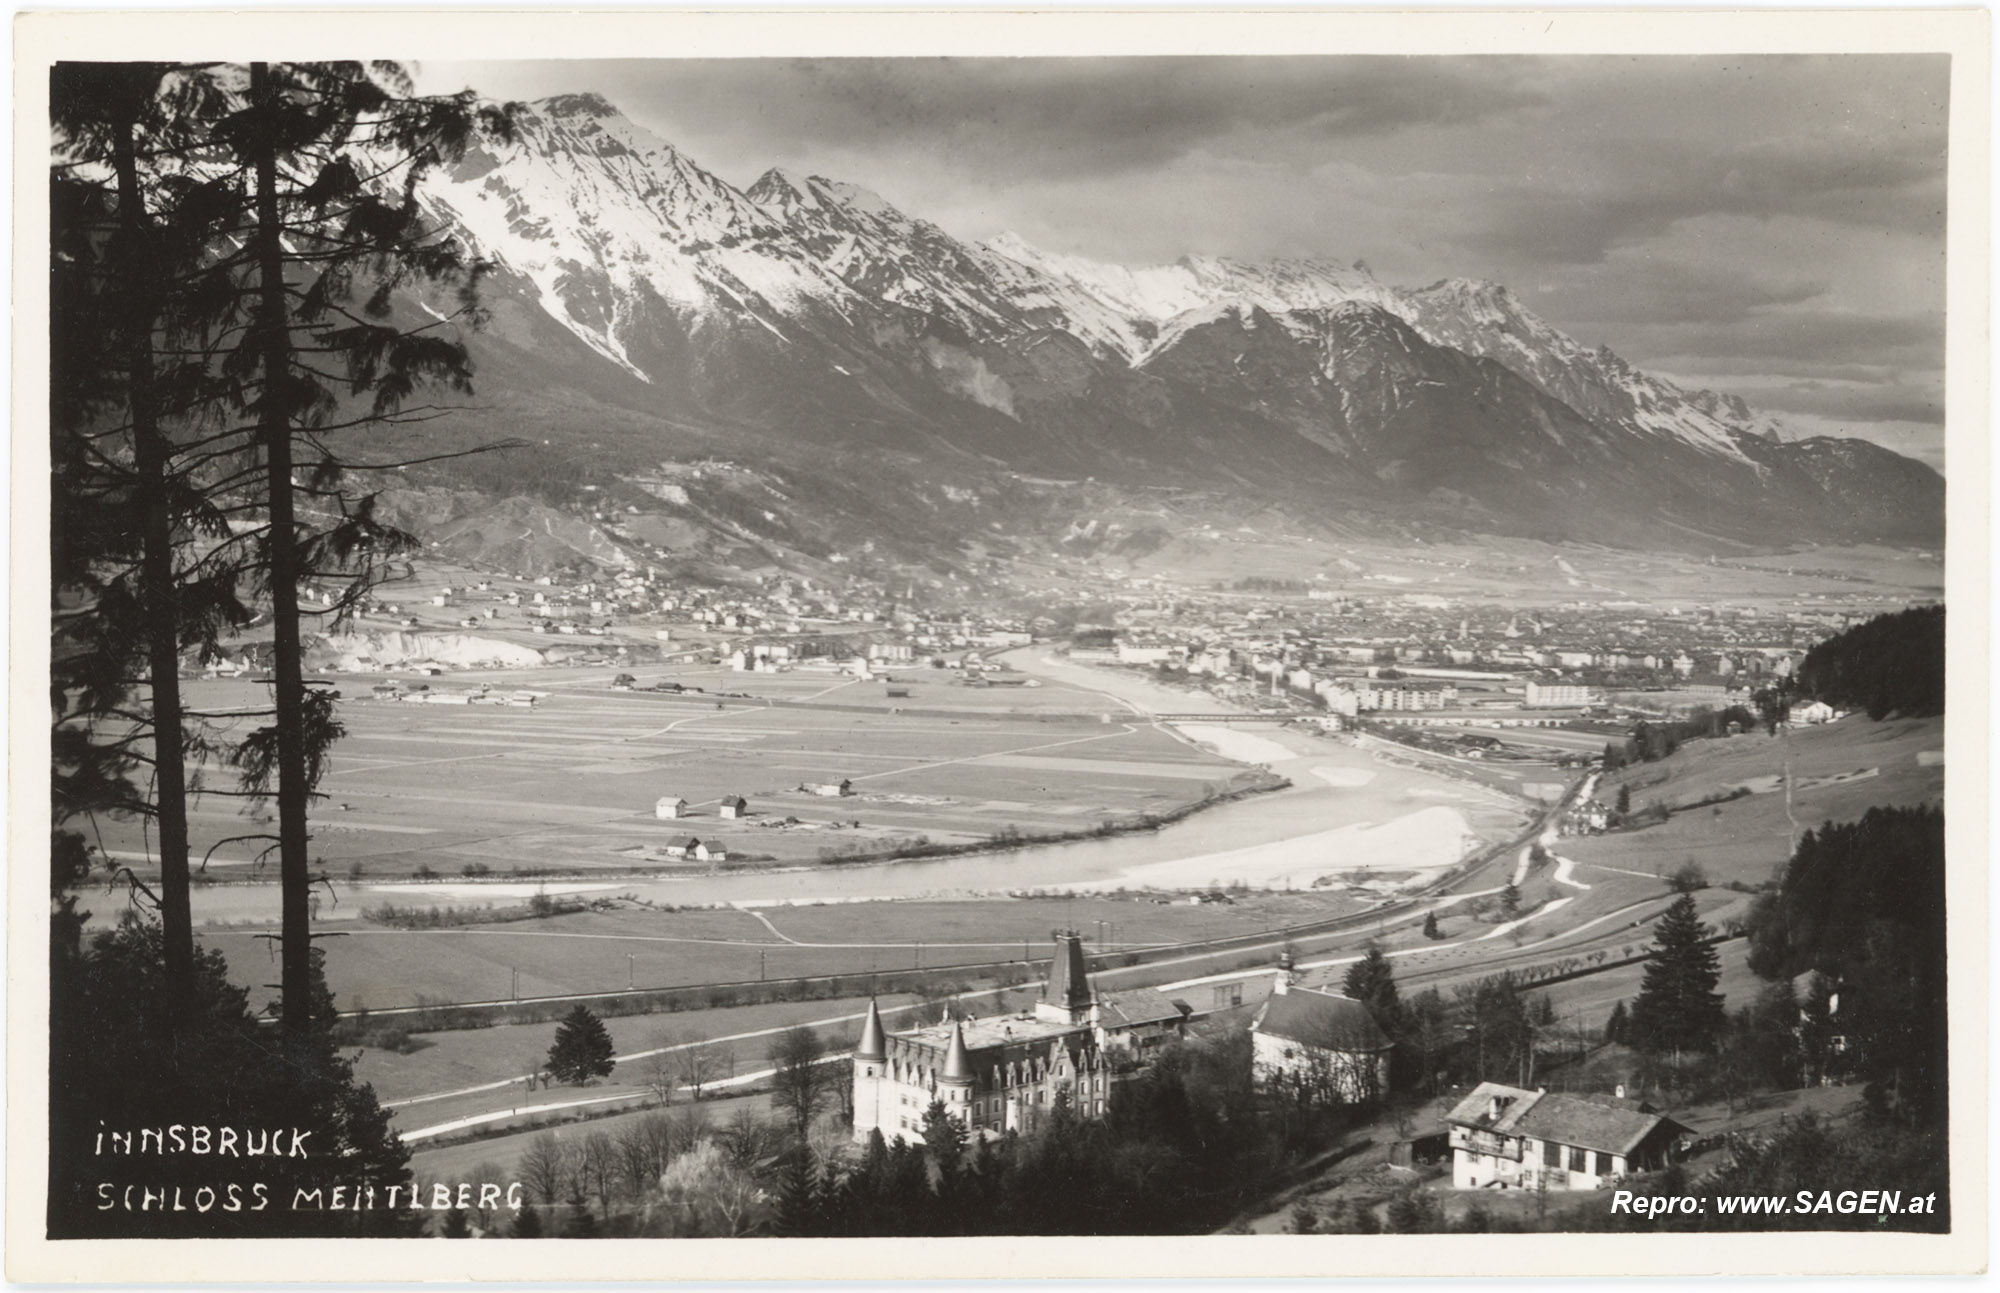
[182,651,1530,922]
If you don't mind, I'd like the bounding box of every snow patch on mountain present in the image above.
[421,95,860,378]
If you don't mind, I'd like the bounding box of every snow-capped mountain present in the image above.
[407,92,1940,554]
[424,93,862,381]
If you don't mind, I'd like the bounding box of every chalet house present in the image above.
[1446,1082,1690,1192]
[1787,699,1839,726]
[655,796,691,820]
[1248,966,1393,1105]
[804,779,854,798]
[694,840,728,863]
[661,835,698,859]
[718,796,749,819]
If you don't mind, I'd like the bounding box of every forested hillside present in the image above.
[1795,605,1945,719]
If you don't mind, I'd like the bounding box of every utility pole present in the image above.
[511,967,518,1001]
[628,954,635,990]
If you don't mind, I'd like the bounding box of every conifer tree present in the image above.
[1422,910,1441,940]
[1630,894,1727,1058]
[1501,880,1522,918]
[210,62,513,1033]
[1341,944,1402,1033]
[920,1097,967,1176]
[547,1005,616,1084]
[1605,999,1629,1046]
[509,1201,544,1239]
[774,1150,825,1237]
[1616,783,1632,815]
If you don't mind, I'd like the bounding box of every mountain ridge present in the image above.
[395,91,1940,561]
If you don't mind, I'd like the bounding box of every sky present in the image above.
[415,56,1950,469]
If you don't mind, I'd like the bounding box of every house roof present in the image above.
[1250,986,1393,1052]
[1096,987,1190,1029]
[664,835,698,848]
[1446,1082,1689,1157]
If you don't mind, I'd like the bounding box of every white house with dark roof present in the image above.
[1446,1081,1691,1191]
[1248,962,1394,1105]
[851,931,1190,1144]
[654,796,690,820]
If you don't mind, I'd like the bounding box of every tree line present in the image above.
[1793,605,1944,720]
[50,60,517,1235]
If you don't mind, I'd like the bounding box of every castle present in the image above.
[851,931,1190,1143]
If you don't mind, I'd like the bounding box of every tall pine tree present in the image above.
[547,1005,616,1084]
[1341,944,1403,1033]
[1630,894,1727,1058]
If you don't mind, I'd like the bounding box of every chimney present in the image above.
[1274,946,1296,994]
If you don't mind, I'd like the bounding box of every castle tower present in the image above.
[1035,930,1094,1026]
[939,1017,975,1120]
[851,998,888,1142]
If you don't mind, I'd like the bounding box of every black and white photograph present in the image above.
[13,8,1988,1283]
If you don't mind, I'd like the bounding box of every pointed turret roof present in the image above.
[940,1018,975,1085]
[855,998,887,1062]
[1045,929,1092,1011]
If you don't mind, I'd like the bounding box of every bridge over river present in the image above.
[1149,712,1300,724]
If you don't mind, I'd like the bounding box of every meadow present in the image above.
[88,669,1250,901]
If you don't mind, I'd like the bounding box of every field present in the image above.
[205,889,1371,1013]
[1572,714,1944,890]
[90,669,1250,892]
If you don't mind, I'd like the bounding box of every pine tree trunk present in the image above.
[110,101,195,1022]
[250,61,316,1035]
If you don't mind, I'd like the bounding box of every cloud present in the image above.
[1649,310,1942,368]
[565,56,1553,185]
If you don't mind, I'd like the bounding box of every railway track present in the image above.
[330,769,1590,1022]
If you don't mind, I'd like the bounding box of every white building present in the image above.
[1446,1082,1690,1192]
[1248,963,1392,1105]
[655,796,690,820]
[1525,681,1599,708]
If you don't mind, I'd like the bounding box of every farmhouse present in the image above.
[803,779,854,798]
[718,796,749,819]
[660,835,699,860]
[853,931,1190,1145]
[655,796,691,820]
[1787,699,1840,726]
[694,840,728,863]
[1248,962,1394,1105]
[1446,1082,1690,1191]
